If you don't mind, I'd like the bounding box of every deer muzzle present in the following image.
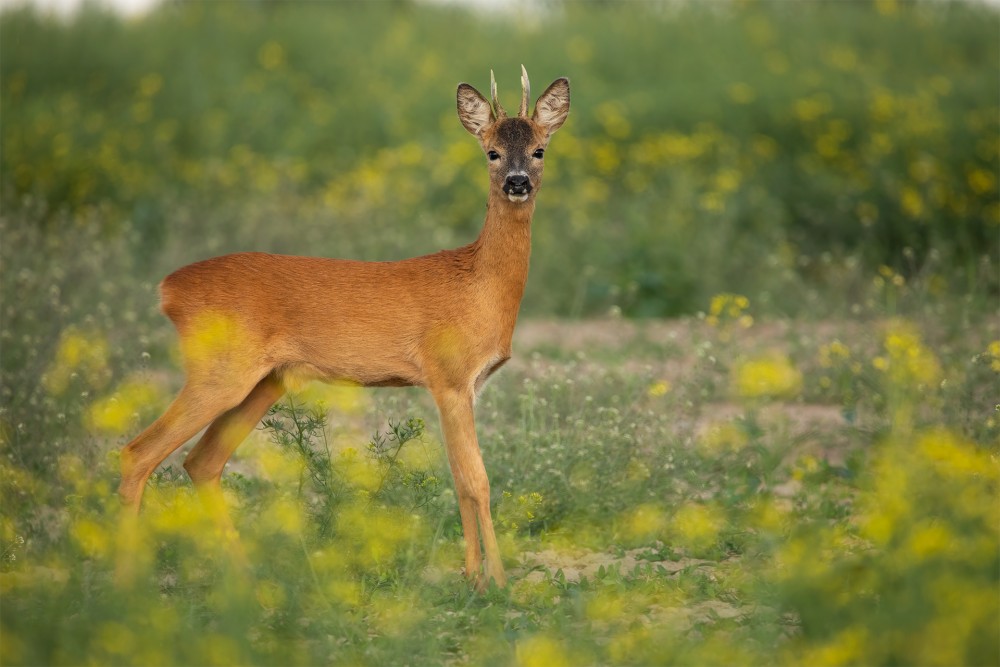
[503,173,532,200]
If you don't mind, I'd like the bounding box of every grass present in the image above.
[1,1,999,665]
[2,304,998,666]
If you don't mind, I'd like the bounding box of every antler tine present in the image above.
[490,69,507,119]
[519,64,530,117]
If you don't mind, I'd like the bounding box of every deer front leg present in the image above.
[432,387,506,589]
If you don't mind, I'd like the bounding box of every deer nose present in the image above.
[503,174,532,196]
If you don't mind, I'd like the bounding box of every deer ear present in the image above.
[533,77,570,135]
[457,83,494,136]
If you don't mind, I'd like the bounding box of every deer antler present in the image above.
[519,64,530,117]
[490,69,507,119]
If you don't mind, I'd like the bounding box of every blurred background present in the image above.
[3,0,997,312]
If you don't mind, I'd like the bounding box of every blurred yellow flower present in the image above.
[875,0,899,15]
[698,420,748,455]
[900,186,925,218]
[671,503,724,551]
[180,310,250,371]
[917,428,995,480]
[800,627,869,666]
[259,497,303,537]
[732,352,802,400]
[86,375,167,435]
[987,340,1000,372]
[794,94,832,123]
[137,72,163,97]
[336,447,380,493]
[256,448,304,487]
[907,522,952,559]
[818,340,851,368]
[98,622,136,657]
[592,141,621,174]
[728,82,756,104]
[647,380,671,397]
[43,327,110,395]
[622,503,666,541]
[515,634,572,667]
[752,134,778,159]
[255,580,287,610]
[596,102,631,139]
[586,590,627,623]
[825,46,859,71]
[967,168,996,195]
[72,518,111,559]
[258,40,286,71]
[290,379,368,416]
[326,578,362,608]
[877,324,941,388]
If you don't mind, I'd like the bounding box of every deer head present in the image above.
[457,66,571,204]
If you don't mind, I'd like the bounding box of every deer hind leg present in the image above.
[178,372,285,565]
[183,372,286,488]
[432,386,506,589]
[118,376,262,513]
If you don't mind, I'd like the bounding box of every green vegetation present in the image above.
[1,1,997,666]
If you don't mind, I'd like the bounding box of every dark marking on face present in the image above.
[493,118,541,175]
[494,117,535,150]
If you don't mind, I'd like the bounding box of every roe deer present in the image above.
[118,67,570,588]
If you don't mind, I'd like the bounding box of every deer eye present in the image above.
[532,149,545,159]
[487,150,501,161]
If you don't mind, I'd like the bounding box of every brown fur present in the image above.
[118,70,570,589]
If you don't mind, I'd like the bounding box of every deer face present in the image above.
[457,67,570,204]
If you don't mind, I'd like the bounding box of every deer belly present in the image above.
[279,359,421,390]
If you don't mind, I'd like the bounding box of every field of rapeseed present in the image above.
[1,1,998,665]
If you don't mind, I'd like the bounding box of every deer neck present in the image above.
[472,195,534,307]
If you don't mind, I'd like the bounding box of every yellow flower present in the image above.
[86,375,168,435]
[917,428,995,479]
[138,73,163,97]
[515,634,572,667]
[794,94,831,123]
[257,40,285,71]
[875,0,898,15]
[733,353,802,400]
[900,186,925,218]
[671,503,724,551]
[647,380,671,397]
[799,627,869,666]
[819,340,851,368]
[967,168,995,195]
[255,581,287,610]
[179,310,252,373]
[728,82,756,104]
[596,102,631,139]
[586,590,627,622]
[622,503,667,541]
[72,519,111,559]
[825,46,859,71]
[907,522,952,559]
[698,421,748,455]
[259,497,304,537]
[986,340,1000,372]
[880,324,941,387]
[42,327,110,395]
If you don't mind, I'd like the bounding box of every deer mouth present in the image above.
[503,172,532,201]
